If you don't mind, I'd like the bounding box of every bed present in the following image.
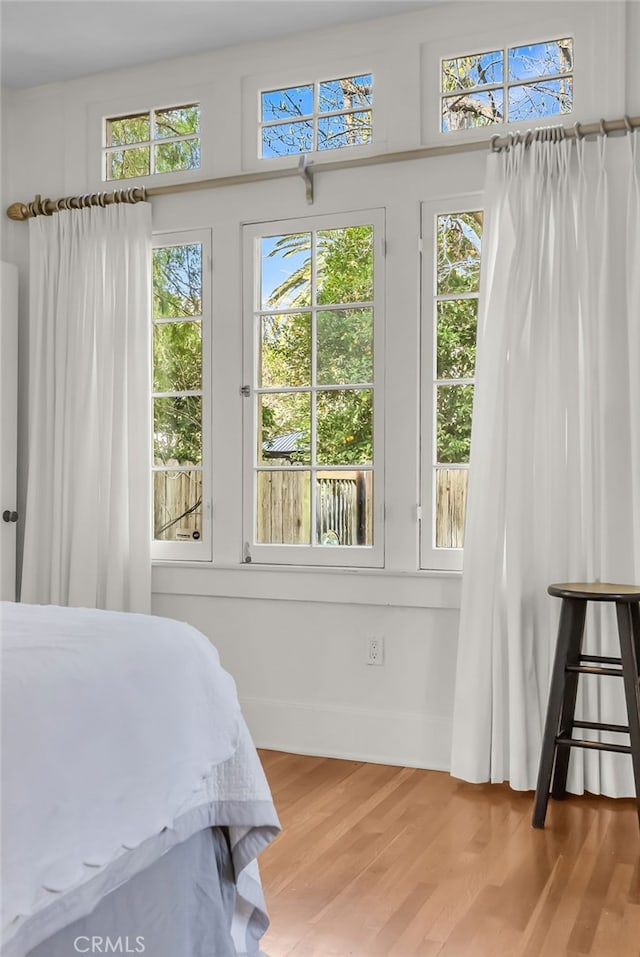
[0,601,280,957]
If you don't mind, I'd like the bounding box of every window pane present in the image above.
[153,245,202,318]
[154,105,200,138]
[316,470,373,546]
[317,389,373,466]
[260,313,311,387]
[437,300,477,379]
[154,470,202,541]
[154,396,202,465]
[441,51,503,92]
[261,85,314,122]
[261,234,311,308]
[317,308,373,385]
[508,78,573,121]
[106,114,149,147]
[435,468,468,548]
[508,39,573,81]
[318,112,372,150]
[106,147,150,180]
[437,385,473,464]
[437,212,483,294]
[319,75,373,112]
[153,321,202,393]
[154,139,201,173]
[259,393,310,464]
[441,89,503,131]
[261,120,314,157]
[316,226,374,305]
[256,470,311,544]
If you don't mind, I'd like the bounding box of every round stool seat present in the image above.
[548,582,640,603]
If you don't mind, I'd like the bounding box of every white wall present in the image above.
[3,1,634,768]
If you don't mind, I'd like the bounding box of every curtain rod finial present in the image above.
[6,202,30,221]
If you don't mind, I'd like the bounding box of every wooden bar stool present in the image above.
[532,582,640,829]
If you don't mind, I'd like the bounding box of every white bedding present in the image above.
[0,602,279,957]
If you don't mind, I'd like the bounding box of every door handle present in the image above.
[2,510,18,523]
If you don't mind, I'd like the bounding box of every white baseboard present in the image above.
[239,695,452,771]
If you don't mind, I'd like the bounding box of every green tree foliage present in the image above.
[152,244,202,465]
[106,106,200,180]
[260,214,483,468]
[435,212,482,464]
[260,226,374,465]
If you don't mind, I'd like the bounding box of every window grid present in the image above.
[244,212,383,567]
[151,234,210,560]
[255,233,376,506]
[253,296,375,546]
[259,74,373,157]
[426,208,483,561]
[104,104,200,181]
[441,38,573,132]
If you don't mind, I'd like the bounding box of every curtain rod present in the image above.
[6,113,639,222]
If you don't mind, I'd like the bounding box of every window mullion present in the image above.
[312,82,319,153]
[153,390,202,399]
[149,109,156,175]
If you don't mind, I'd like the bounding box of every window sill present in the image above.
[152,561,462,609]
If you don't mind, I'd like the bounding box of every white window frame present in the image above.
[420,194,482,573]
[242,208,385,568]
[87,85,213,192]
[241,54,386,172]
[151,228,213,562]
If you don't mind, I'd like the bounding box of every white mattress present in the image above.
[0,602,280,957]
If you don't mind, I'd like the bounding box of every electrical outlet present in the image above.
[367,636,384,666]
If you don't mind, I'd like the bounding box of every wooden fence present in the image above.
[257,470,373,546]
[257,470,309,544]
[154,466,466,548]
[435,468,468,548]
[154,469,202,541]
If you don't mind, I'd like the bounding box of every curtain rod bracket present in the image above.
[297,155,314,205]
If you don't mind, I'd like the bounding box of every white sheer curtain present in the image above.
[451,131,640,797]
[21,202,152,613]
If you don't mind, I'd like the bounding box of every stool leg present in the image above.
[532,598,586,828]
[550,599,586,799]
[615,602,640,828]
[630,603,640,668]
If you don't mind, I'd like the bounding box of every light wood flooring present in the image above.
[258,750,640,957]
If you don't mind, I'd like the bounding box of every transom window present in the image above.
[243,210,384,567]
[104,104,200,180]
[259,74,372,157]
[441,38,573,131]
[152,231,211,560]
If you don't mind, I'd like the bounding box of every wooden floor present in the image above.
[258,750,640,957]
